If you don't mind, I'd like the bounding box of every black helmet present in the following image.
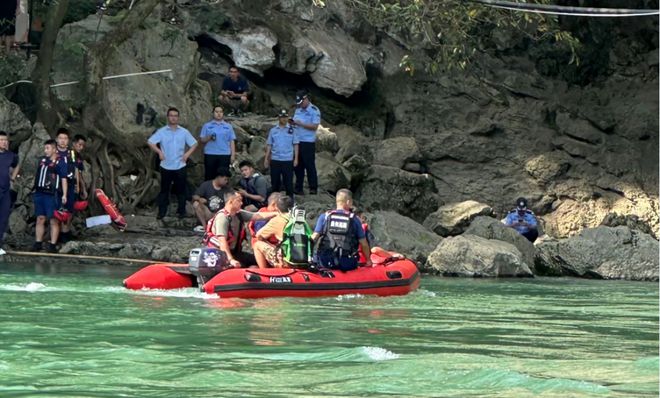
[515,197,528,210]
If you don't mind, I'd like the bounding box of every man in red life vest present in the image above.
[203,190,277,268]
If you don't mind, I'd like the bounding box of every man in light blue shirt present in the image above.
[199,106,236,180]
[265,109,299,199]
[147,107,198,219]
[291,90,321,195]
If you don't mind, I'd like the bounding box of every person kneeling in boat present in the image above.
[203,190,277,268]
[253,195,293,268]
[503,197,539,243]
[311,189,372,271]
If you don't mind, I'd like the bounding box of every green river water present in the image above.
[0,261,657,397]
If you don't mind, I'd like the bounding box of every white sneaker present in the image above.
[0,248,6,255]
[193,225,205,233]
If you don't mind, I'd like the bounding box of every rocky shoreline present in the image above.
[0,2,657,281]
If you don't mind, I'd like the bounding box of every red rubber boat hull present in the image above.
[123,263,193,290]
[123,255,420,299]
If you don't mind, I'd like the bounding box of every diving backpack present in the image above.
[280,206,313,266]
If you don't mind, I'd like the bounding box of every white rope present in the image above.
[1,69,173,90]
[102,69,173,80]
[470,0,660,17]
[486,5,659,17]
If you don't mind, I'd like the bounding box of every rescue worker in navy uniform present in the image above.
[312,189,372,271]
[291,90,320,195]
[503,197,539,242]
[33,139,68,253]
[55,128,77,243]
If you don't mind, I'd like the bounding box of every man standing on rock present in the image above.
[148,107,198,220]
[0,131,18,255]
[199,106,236,181]
[292,90,320,195]
[265,109,299,199]
[219,66,250,117]
[55,128,77,243]
[503,197,539,242]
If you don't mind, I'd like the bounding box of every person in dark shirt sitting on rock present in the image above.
[219,66,250,117]
[192,168,231,233]
[503,197,539,242]
[237,160,269,211]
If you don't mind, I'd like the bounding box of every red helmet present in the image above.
[73,200,88,212]
[53,208,72,223]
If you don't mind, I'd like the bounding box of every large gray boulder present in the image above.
[427,234,533,277]
[464,216,536,268]
[535,226,659,281]
[423,201,493,236]
[372,136,421,169]
[333,124,370,163]
[290,29,368,97]
[356,165,438,222]
[61,236,201,263]
[52,14,212,149]
[316,152,351,193]
[207,27,277,75]
[315,125,340,155]
[366,211,442,265]
[0,94,31,145]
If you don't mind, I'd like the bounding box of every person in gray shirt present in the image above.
[192,168,231,232]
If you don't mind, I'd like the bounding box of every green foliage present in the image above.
[345,0,581,74]
[0,53,27,88]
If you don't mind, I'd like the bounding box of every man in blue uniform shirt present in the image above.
[503,197,539,242]
[199,106,236,181]
[264,109,299,199]
[219,66,250,116]
[148,107,198,219]
[291,90,321,195]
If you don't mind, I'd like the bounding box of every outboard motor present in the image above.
[188,247,228,288]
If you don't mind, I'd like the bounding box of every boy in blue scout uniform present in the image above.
[199,106,236,181]
[291,90,321,195]
[264,109,299,199]
[503,197,539,242]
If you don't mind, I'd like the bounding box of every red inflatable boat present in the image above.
[123,249,420,299]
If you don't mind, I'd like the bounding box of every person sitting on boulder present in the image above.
[219,66,250,117]
[311,189,372,271]
[503,197,539,242]
[237,160,269,211]
[253,195,293,268]
[203,190,277,268]
[191,168,231,233]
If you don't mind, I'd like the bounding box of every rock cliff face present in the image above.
[0,0,656,278]
[181,0,658,237]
